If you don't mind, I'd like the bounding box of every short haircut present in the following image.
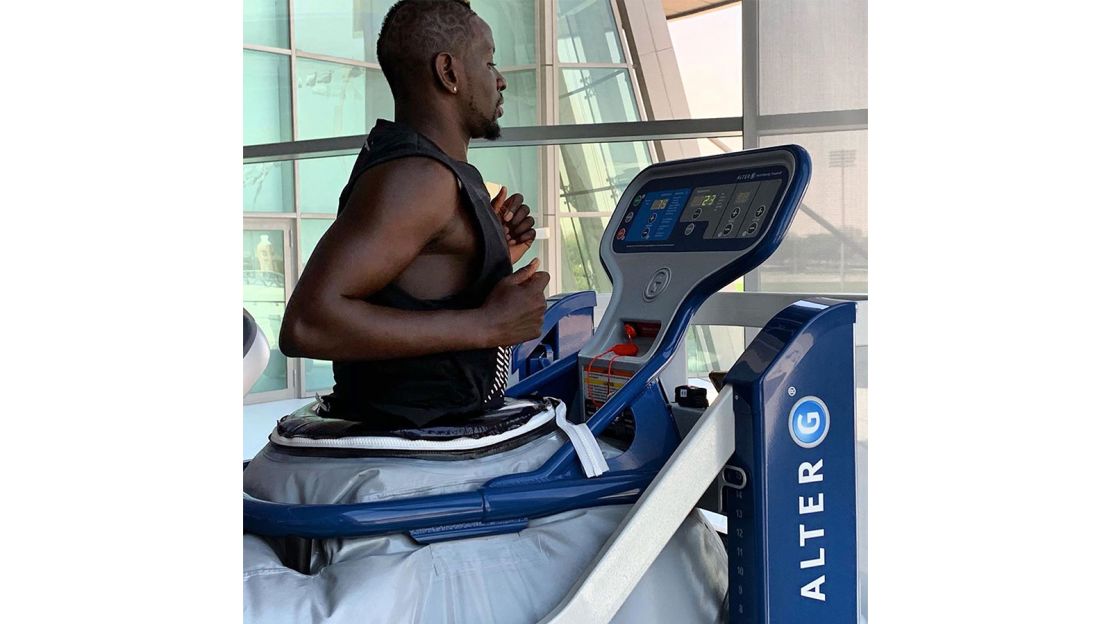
[377,0,478,96]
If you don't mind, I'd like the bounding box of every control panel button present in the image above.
[644,268,671,301]
[754,205,766,217]
[745,222,758,235]
[684,223,696,236]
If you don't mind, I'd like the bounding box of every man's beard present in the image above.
[481,119,502,140]
[468,96,502,140]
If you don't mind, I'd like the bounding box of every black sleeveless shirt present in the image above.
[324,120,514,428]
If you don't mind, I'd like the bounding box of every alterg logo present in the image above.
[789,396,830,448]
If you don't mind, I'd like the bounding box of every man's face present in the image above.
[462,18,506,140]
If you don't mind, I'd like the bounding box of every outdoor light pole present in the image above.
[829,149,857,288]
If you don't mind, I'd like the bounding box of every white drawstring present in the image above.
[555,409,610,478]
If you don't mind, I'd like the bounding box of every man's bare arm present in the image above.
[280,157,544,361]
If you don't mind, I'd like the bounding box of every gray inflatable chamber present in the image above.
[243,399,727,623]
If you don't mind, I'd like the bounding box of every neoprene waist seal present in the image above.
[324,120,513,428]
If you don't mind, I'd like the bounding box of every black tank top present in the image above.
[324,120,513,428]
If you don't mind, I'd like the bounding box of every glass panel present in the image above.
[470,145,544,272]
[296,218,337,394]
[501,70,538,127]
[559,216,613,294]
[558,68,639,125]
[243,229,289,394]
[685,325,747,379]
[305,359,335,394]
[243,162,294,213]
[244,0,289,49]
[668,4,742,119]
[295,58,393,141]
[298,218,334,273]
[758,0,867,115]
[470,146,541,226]
[294,0,393,63]
[299,155,357,214]
[295,0,537,65]
[558,141,651,213]
[656,135,743,165]
[513,239,546,272]
[757,130,868,293]
[557,0,624,64]
[244,50,293,145]
[471,0,536,66]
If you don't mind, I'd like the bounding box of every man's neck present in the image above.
[395,108,470,162]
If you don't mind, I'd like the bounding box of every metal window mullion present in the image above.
[244,118,750,162]
[544,0,561,290]
[742,0,759,150]
[294,50,380,70]
[755,109,869,136]
[607,0,630,66]
[498,64,538,74]
[242,212,297,221]
[288,0,299,144]
[557,62,632,69]
[741,0,760,297]
[244,44,292,56]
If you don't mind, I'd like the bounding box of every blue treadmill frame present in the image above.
[243,145,815,545]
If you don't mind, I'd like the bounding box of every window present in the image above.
[298,155,357,215]
[559,68,640,124]
[295,59,393,140]
[294,0,393,63]
[557,0,625,64]
[758,130,868,293]
[243,226,291,397]
[243,50,292,146]
[472,0,537,66]
[244,0,289,49]
[244,162,294,213]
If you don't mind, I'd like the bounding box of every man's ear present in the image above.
[434,52,460,94]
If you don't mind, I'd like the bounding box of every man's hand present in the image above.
[491,186,537,264]
[478,258,550,346]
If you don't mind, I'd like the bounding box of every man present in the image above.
[279,0,547,428]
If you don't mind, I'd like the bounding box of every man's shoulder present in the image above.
[342,156,460,226]
[362,155,458,192]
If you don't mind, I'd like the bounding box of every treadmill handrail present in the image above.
[511,290,596,373]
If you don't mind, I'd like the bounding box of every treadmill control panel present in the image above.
[612,165,787,253]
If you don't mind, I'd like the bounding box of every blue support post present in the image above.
[724,299,857,623]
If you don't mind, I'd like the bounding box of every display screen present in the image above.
[617,188,691,243]
[612,166,788,253]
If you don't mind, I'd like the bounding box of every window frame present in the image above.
[243,217,298,404]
